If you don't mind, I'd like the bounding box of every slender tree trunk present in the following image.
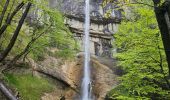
[164,0,170,30]
[153,1,170,76]
[23,51,30,62]
[0,82,17,100]
[158,45,170,88]
[167,5,170,19]
[0,0,10,27]
[7,25,51,67]
[9,42,32,66]
[0,2,24,37]
[165,0,170,15]
[0,3,32,62]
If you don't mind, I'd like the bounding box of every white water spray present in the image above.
[81,0,91,100]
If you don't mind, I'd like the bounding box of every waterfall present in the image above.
[81,0,91,100]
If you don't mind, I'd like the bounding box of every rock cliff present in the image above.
[32,54,119,100]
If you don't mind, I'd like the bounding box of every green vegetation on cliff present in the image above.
[0,0,78,99]
[1,0,170,99]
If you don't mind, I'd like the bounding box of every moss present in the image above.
[4,73,54,100]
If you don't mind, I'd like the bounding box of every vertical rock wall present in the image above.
[28,0,122,57]
[59,0,121,57]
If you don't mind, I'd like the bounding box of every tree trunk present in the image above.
[0,3,32,62]
[8,24,50,67]
[167,4,170,19]
[0,2,24,37]
[0,82,17,100]
[153,1,170,76]
[0,0,10,27]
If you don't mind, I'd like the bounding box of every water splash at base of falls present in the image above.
[81,0,92,100]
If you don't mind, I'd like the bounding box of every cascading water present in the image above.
[81,0,91,100]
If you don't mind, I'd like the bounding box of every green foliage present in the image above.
[108,3,170,100]
[0,0,40,61]
[4,73,54,100]
[54,49,75,59]
[27,2,78,61]
[0,0,78,61]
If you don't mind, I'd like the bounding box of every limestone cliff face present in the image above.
[50,0,121,20]
[32,55,119,100]
[27,0,121,57]
[48,0,121,58]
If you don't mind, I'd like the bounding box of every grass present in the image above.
[4,73,54,100]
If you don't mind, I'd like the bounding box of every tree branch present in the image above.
[0,2,31,62]
[0,2,25,37]
[0,0,10,27]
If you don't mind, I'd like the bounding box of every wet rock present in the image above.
[33,55,119,100]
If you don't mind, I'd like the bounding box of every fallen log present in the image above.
[0,82,17,100]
